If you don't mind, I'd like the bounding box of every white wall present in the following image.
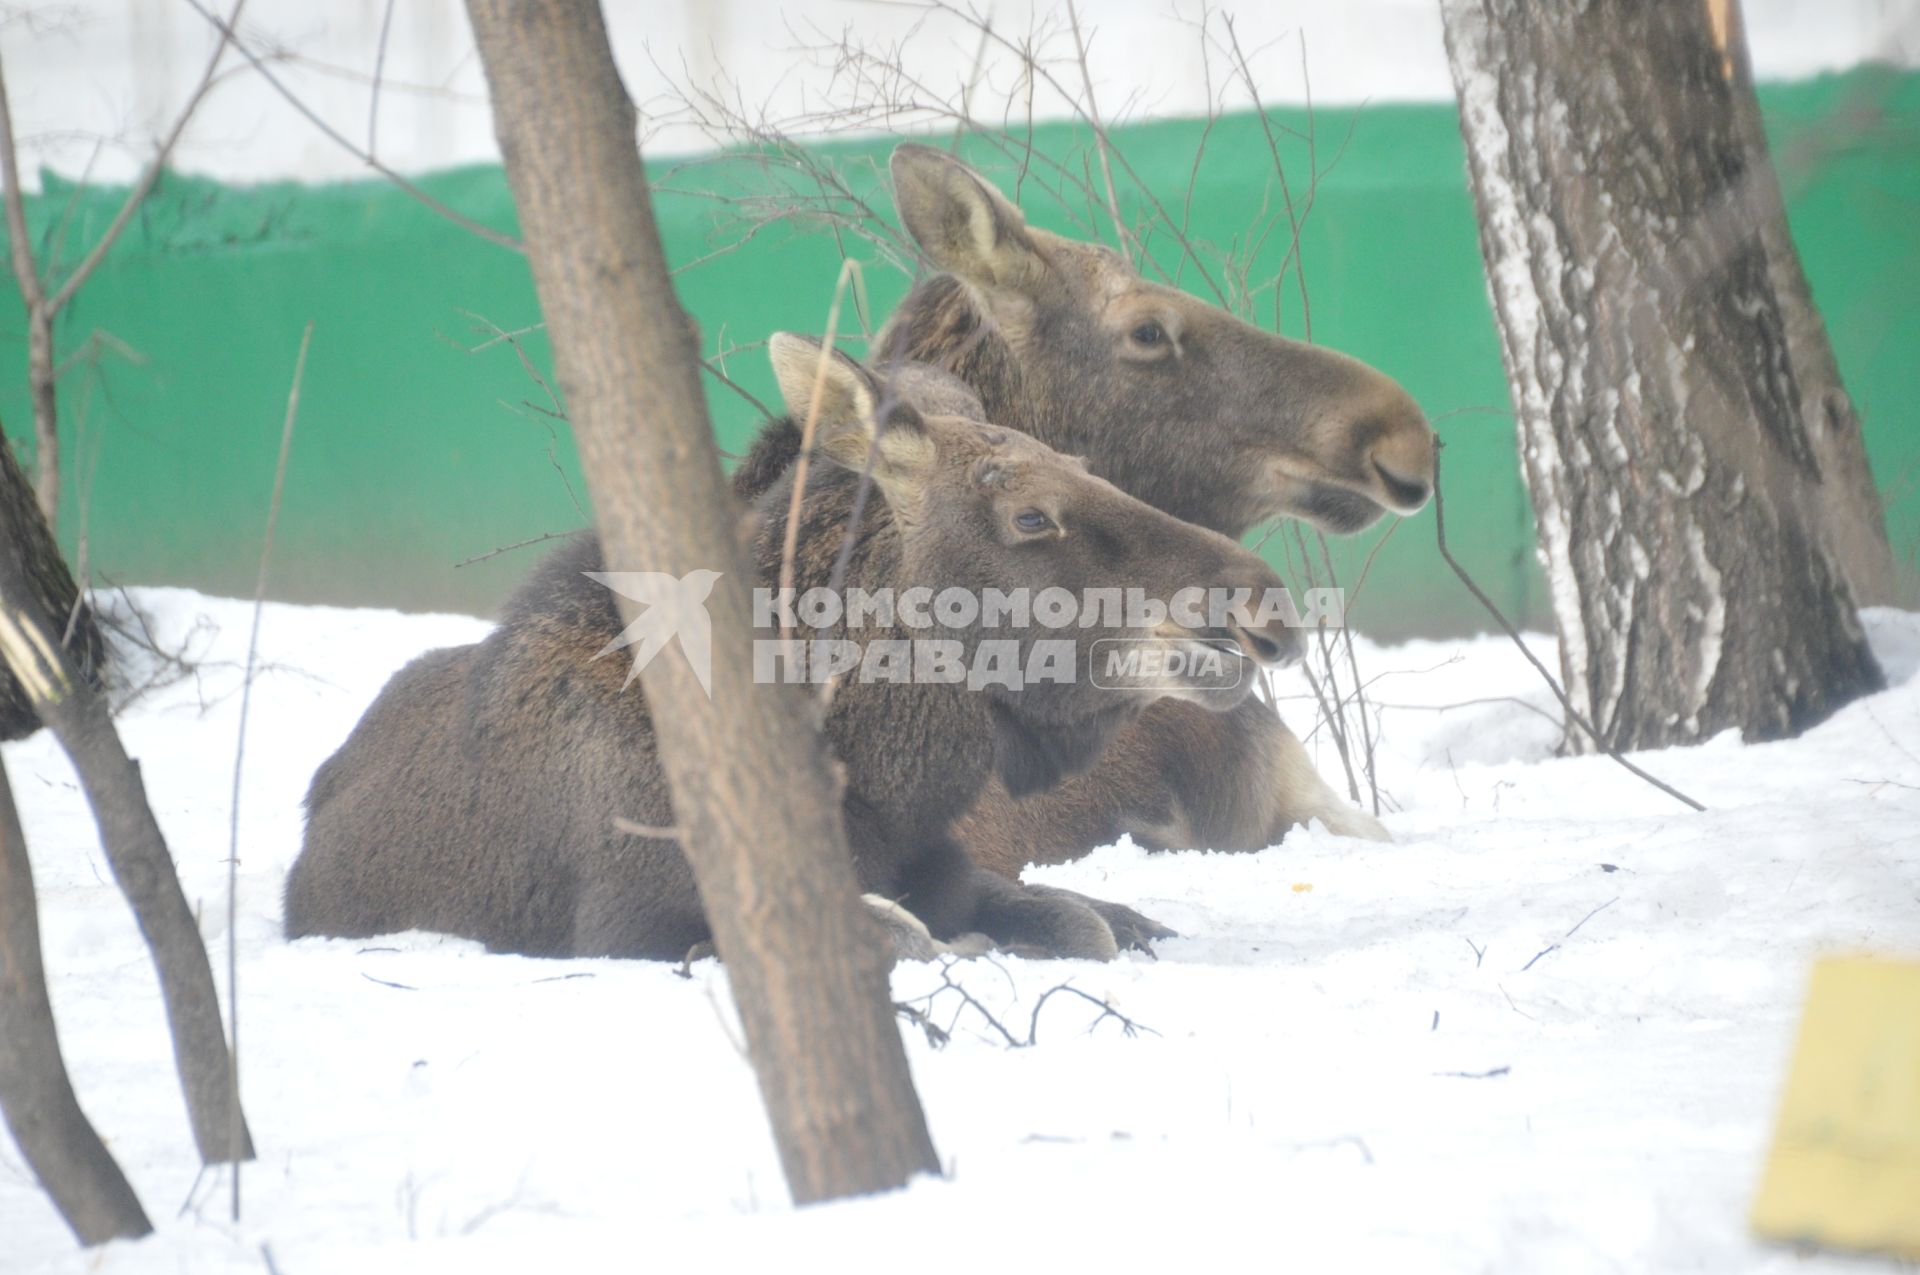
[1,0,1916,189]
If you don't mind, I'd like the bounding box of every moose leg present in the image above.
[964,874,1121,961]
[860,896,993,962]
[893,836,1119,960]
[1262,720,1391,843]
[1018,885,1177,952]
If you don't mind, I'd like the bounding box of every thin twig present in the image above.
[1026,982,1156,1045]
[0,58,47,310]
[1221,15,1309,338]
[1432,447,1706,812]
[180,0,522,254]
[1521,896,1620,971]
[777,259,868,643]
[226,319,312,1220]
[46,0,247,318]
[1065,1,1134,260]
[453,530,574,569]
[367,0,398,158]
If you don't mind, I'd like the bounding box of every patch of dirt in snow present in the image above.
[3,594,1915,1273]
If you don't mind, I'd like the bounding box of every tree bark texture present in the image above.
[0,429,104,743]
[0,520,252,1165]
[463,0,939,1204]
[0,754,153,1247]
[1442,0,1883,751]
[1711,0,1897,607]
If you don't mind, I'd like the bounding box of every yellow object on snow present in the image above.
[1750,956,1920,1259]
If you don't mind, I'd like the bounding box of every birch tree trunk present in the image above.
[1441,0,1883,752]
[462,0,939,1204]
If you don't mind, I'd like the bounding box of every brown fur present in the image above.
[285,346,1295,959]
[871,146,1430,870]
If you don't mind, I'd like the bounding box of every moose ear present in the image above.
[768,331,879,435]
[766,333,935,488]
[891,144,1044,291]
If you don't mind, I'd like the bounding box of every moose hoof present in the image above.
[863,894,943,961]
[1086,899,1178,954]
[1024,885,1175,956]
[863,895,996,963]
[1026,894,1122,961]
[942,931,997,958]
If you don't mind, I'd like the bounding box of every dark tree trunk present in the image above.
[462,0,939,1204]
[0,471,252,1166]
[0,431,104,743]
[1441,0,1883,751]
[1712,0,1897,607]
[0,754,153,1247]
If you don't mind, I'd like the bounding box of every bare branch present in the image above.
[1064,1,1134,260]
[776,259,868,643]
[45,0,247,318]
[367,0,399,158]
[1432,446,1706,812]
[225,318,311,1219]
[0,56,46,310]
[180,0,523,254]
[453,530,574,569]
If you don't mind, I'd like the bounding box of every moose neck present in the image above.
[751,463,1135,819]
[755,463,994,788]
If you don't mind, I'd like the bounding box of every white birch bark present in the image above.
[1440,0,1881,751]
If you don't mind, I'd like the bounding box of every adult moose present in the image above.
[286,341,1301,960]
[739,145,1436,876]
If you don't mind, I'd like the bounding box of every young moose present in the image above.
[285,339,1301,960]
[740,145,1438,876]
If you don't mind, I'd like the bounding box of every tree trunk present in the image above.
[1441,0,1883,752]
[1711,0,1897,607]
[0,513,252,1165]
[0,754,153,1247]
[24,308,58,526]
[0,429,104,743]
[462,0,939,1204]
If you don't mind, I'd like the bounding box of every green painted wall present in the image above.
[3,68,1915,637]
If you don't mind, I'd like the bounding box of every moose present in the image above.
[738,144,1437,878]
[284,338,1302,960]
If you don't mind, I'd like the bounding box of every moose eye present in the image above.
[1013,509,1053,534]
[1129,320,1168,348]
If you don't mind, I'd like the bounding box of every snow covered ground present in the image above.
[3,589,1917,1272]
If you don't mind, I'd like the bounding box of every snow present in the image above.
[3,589,1918,1272]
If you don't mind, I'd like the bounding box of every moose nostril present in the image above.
[1242,628,1286,663]
[1197,625,1252,659]
[1207,623,1294,666]
[1372,459,1431,511]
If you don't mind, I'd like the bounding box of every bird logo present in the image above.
[584,569,723,699]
